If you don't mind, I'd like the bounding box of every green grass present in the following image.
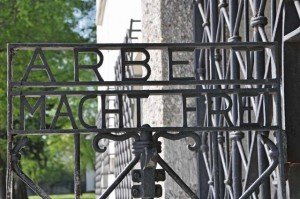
[29,193,95,199]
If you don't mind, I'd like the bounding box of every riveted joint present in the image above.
[230,131,244,140]
[251,16,268,28]
[228,35,241,42]
[132,170,142,182]
[214,51,222,62]
[202,21,210,28]
[218,1,228,8]
[131,185,163,198]
[224,179,232,185]
[208,180,214,185]
[218,134,225,143]
[131,186,141,198]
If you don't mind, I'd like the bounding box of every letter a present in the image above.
[21,48,56,82]
[50,95,77,129]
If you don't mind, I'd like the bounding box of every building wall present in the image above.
[96,0,141,82]
[95,0,142,198]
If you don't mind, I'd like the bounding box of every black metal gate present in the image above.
[192,0,299,198]
[6,0,300,198]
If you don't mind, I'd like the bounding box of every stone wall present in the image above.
[142,0,198,198]
[95,104,116,199]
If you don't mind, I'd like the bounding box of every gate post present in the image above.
[131,124,164,198]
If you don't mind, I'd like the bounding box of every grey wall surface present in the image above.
[142,0,198,198]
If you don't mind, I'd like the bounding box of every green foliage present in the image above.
[29,193,95,199]
[0,0,97,192]
[0,0,95,129]
[21,134,95,185]
[20,135,72,184]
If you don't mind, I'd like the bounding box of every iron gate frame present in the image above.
[5,0,300,197]
[6,41,284,199]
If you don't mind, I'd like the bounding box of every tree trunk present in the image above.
[0,168,5,199]
[13,177,28,199]
[0,154,6,199]
[0,162,28,199]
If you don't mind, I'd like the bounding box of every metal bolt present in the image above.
[133,171,141,181]
[155,170,165,181]
[132,188,140,197]
[155,186,162,197]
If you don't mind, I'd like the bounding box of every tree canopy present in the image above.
[0,1,96,198]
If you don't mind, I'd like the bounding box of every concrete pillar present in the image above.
[142,0,198,198]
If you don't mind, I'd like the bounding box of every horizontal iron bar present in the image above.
[11,88,278,96]
[8,42,277,51]
[10,79,278,88]
[11,126,281,135]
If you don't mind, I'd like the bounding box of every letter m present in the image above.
[20,95,46,130]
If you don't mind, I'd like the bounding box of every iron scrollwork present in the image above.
[92,132,140,153]
[93,124,201,199]
[11,137,50,199]
[153,131,201,151]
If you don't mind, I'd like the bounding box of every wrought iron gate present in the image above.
[192,0,299,198]
[6,0,300,198]
[6,42,282,199]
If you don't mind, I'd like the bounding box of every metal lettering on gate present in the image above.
[7,42,283,198]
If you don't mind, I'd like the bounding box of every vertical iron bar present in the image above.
[245,2,252,154]
[193,1,209,197]
[211,47,220,199]
[6,45,13,199]
[221,12,231,190]
[253,0,270,198]
[139,129,155,199]
[229,0,242,198]
[276,23,286,198]
[271,0,276,32]
[246,48,252,153]
[74,134,81,199]
[210,1,220,198]
[244,0,249,42]
[231,137,241,199]
[217,134,225,199]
